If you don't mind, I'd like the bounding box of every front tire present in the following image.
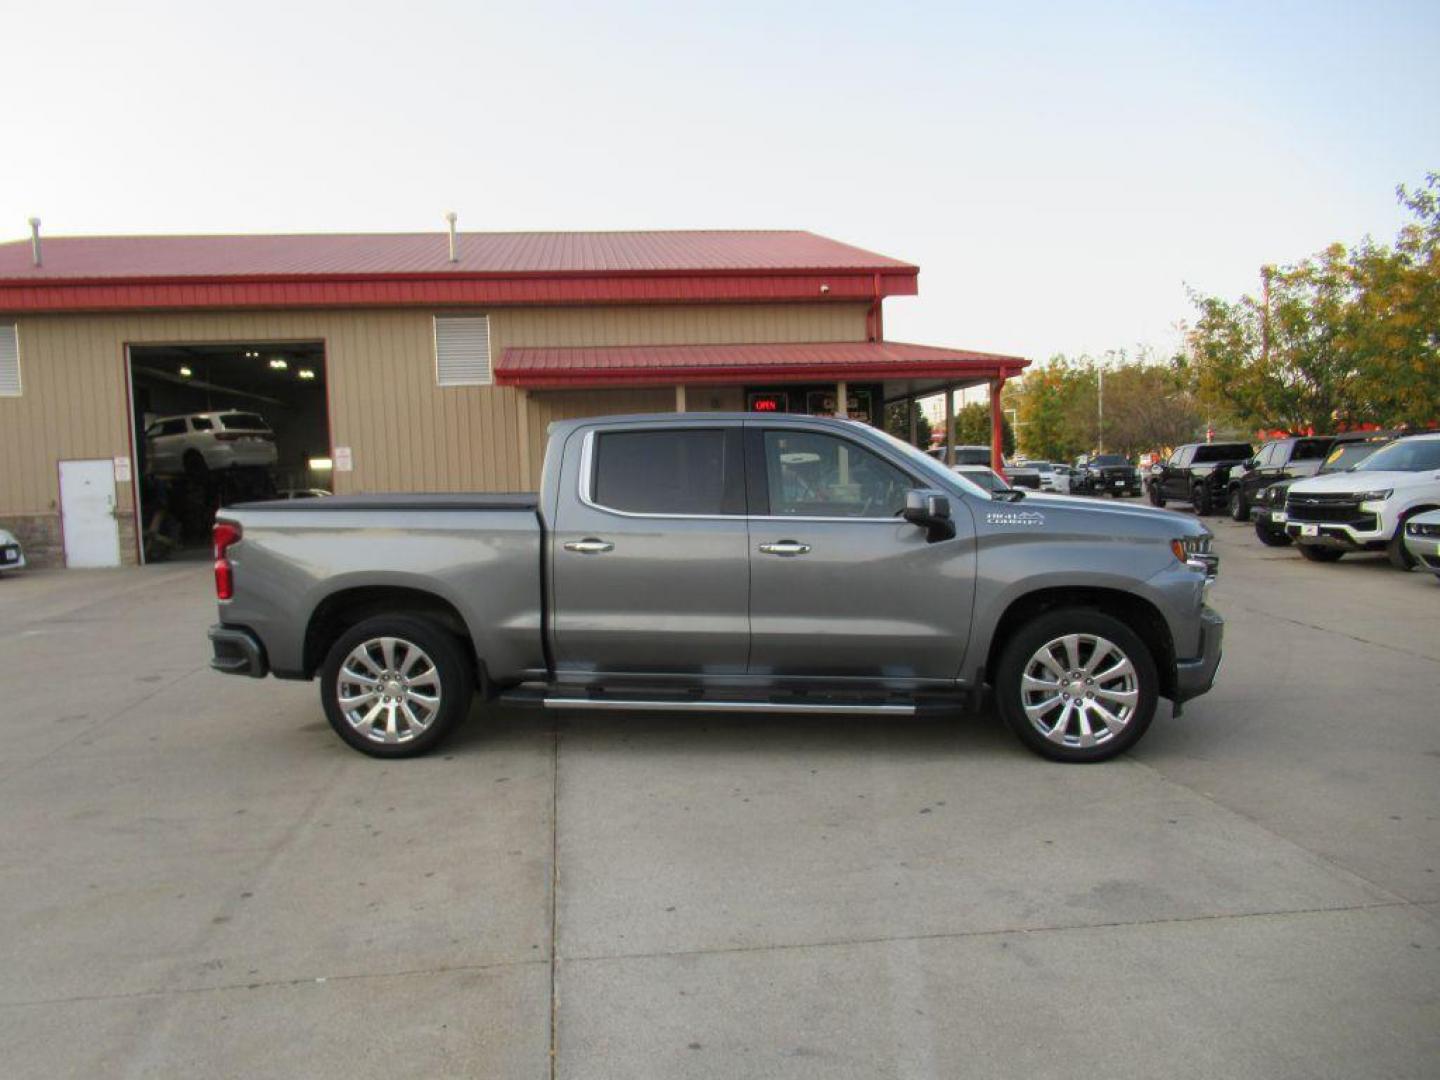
[1228,487,1248,522]
[320,615,474,757]
[1254,520,1292,547]
[995,608,1159,763]
[1387,526,1418,570]
[1297,544,1344,563]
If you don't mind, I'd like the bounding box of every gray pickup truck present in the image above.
[208,413,1223,763]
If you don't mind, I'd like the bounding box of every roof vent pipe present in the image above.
[28,217,41,267]
[445,211,458,263]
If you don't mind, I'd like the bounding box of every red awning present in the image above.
[496,340,1028,388]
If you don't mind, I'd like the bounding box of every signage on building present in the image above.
[748,391,788,413]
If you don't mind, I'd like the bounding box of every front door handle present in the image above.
[758,540,811,557]
[564,538,614,554]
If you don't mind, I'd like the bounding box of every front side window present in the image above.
[591,429,733,515]
[762,430,911,517]
[191,417,214,431]
[1292,438,1331,461]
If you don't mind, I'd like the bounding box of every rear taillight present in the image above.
[213,521,242,600]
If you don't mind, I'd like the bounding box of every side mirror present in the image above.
[903,488,955,543]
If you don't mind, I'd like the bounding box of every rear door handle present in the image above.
[758,541,811,557]
[564,538,614,554]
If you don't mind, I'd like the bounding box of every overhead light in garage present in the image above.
[178,365,193,377]
[269,357,288,370]
[297,368,316,380]
[308,457,334,471]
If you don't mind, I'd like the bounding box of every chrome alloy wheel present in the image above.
[336,636,442,744]
[1020,633,1139,749]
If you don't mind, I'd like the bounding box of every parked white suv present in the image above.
[1282,432,1440,568]
[145,411,278,477]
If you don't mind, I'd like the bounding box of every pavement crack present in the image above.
[548,715,561,1080]
[559,899,1415,968]
[0,957,547,1011]
[1227,601,1440,665]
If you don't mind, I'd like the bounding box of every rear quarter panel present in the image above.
[221,507,543,679]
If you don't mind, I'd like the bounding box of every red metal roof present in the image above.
[496,341,1028,388]
[0,230,920,314]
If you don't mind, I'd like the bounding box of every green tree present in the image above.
[884,399,932,449]
[1184,174,1440,431]
[951,402,1015,457]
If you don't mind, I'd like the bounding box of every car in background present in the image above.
[1251,436,1392,545]
[275,488,332,500]
[145,411,278,477]
[1006,461,1042,489]
[1147,441,1253,514]
[1403,510,1440,581]
[951,464,1012,493]
[0,528,25,575]
[1226,435,1336,522]
[1284,432,1440,567]
[1073,454,1142,497]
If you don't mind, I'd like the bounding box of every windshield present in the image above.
[1322,441,1387,473]
[867,425,995,499]
[1354,437,1440,473]
[958,468,1011,492]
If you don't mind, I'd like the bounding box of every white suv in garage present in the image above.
[1282,432,1440,568]
[145,411,278,476]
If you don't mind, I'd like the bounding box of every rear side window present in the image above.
[591,429,739,515]
[191,416,214,431]
[1193,443,1252,463]
[220,413,270,431]
[1292,438,1331,461]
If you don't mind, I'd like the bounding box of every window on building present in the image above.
[0,324,19,396]
[434,315,492,386]
[761,430,911,518]
[591,429,733,515]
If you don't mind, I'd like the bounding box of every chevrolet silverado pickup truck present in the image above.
[208,414,1223,763]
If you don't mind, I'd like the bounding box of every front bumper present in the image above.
[1283,520,1385,550]
[1173,606,1224,707]
[209,624,269,677]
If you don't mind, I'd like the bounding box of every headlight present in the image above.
[1408,521,1440,537]
[1355,489,1393,502]
[1171,534,1218,577]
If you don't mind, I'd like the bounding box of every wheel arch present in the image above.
[983,586,1177,700]
[303,585,485,690]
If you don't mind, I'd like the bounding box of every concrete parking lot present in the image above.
[0,518,1436,1079]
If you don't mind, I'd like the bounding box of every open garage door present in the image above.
[127,342,331,563]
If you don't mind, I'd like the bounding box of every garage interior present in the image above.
[128,342,330,562]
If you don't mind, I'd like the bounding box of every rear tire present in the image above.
[994,608,1159,764]
[320,615,474,758]
[1297,544,1344,563]
[1191,486,1213,515]
[1228,487,1248,522]
[1148,484,1166,508]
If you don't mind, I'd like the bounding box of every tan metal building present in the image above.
[0,229,1026,568]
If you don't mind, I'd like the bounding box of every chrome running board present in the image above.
[539,697,917,716]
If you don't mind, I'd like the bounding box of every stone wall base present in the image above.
[0,512,139,569]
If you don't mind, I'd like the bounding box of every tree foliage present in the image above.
[883,399,932,449]
[1183,174,1440,431]
[1004,353,1201,462]
[951,402,1015,457]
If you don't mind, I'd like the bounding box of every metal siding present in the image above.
[0,301,865,512]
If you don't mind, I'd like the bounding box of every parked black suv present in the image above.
[1147,441,1254,515]
[1073,454,1141,497]
[1226,435,1336,522]
[1251,434,1394,545]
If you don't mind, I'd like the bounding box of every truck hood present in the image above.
[1288,470,1435,495]
[996,492,1205,535]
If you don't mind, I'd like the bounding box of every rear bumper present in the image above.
[1173,606,1224,705]
[209,624,269,678]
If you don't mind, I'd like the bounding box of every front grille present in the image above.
[1285,493,1376,529]
[1423,555,1440,569]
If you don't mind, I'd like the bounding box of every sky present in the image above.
[2,0,1436,365]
